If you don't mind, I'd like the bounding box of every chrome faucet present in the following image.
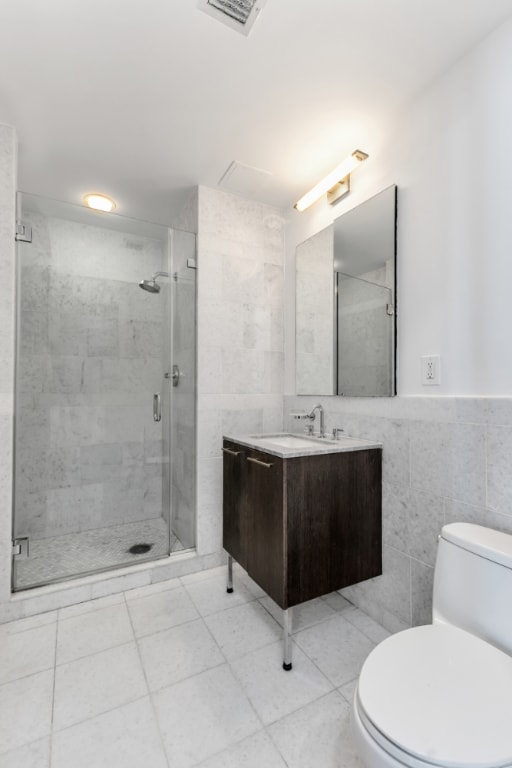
[290,403,326,437]
[309,404,325,438]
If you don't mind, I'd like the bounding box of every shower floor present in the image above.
[14,518,185,590]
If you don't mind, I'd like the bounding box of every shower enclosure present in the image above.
[11,193,196,590]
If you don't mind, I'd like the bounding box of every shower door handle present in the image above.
[153,393,162,422]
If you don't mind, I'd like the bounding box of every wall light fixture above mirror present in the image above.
[294,150,369,212]
[296,185,397,397]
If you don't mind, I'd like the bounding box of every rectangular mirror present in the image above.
[296,185,397,396]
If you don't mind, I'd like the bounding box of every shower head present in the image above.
[139,278,161,293]
[138,271,169,294]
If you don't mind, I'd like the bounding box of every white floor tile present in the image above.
[127,585,199,638]
[184,573,257,617]
[230,641,333,725]
[196,730,287,768]
[0,612,57,636]
[58,593,125,621]
[259,595,337,632]
[153,664,261,768]
[138,618,225,691]
[1,737,50,768]
[180,565,226,585]
[339,678,358,704]
[52,697,168,768]
[124,577,181,601]
[268,691,362,768]
[0,671,54,754]
[344,608,392,644]
[204,601,281,660]
[53,642,148,730]
[57,602,134,665]
[0,623,56,686]
[294,615,375,687]
[323,592,354,613]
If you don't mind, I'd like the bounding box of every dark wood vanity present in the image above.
[223,437,382,611]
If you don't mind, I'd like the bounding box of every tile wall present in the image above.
[196,186,285,557]
[0,124,16,610]
[337,266,393,397]
[14,212,168,540]
[295,225,333,394]
[285,394,512,633]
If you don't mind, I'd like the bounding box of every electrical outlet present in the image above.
[421,355,440,386]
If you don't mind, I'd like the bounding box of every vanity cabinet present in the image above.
[222,439,382,609]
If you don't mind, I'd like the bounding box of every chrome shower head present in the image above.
[139,278,161,294]
[138,271,169,294]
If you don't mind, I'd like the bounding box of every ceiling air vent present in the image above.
[197,0,267,36]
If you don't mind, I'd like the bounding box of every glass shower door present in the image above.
[12,193,196,590]
[169,230,196,551]
[336,272,394,396]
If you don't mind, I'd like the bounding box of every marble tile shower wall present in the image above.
[295,225,333,394]
[196,187,285,556]
[338,268,391,397]
[15,212,168,540]
[285,394,512,634]
[0,124,16,608]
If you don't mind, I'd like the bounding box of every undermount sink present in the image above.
[250,433,325,449]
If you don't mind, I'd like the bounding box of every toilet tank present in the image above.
[433,523,512,656]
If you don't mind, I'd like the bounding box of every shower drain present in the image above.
[128,543,153,555]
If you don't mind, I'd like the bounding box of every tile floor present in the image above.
[0,564,391,768]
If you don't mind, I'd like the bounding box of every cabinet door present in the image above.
[286,449,382,605]
[245,450,286,608]
[222,441,247,569]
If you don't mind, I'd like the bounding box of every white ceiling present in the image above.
[1,0,511,225]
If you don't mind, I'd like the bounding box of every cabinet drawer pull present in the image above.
[247,457,274,469]
[223,447,242,457]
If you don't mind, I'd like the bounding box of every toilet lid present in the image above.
[358,624,512,768]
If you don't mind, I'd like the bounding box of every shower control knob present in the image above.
[172,364,180,387]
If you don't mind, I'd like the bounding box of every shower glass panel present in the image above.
[12,193,196,590]
[336,272,393,397]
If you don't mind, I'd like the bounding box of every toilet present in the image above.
[352,523,512,768]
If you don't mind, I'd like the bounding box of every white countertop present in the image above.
[223,432,382,459]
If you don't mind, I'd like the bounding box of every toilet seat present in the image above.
[357,623,512,768]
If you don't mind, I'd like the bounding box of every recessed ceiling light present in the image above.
[197,0,266,36]
[83,193,116,212]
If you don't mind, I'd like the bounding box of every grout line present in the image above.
[57,594,126,623]
[0,612,58,637]
[49,610,59,765]
[50,692,150,738]
[0,661,56,690]
[189,728,271,768]
[54,638,135,669]
[122,591,172,768]
[147,657,228,698]
[0,734,53,762]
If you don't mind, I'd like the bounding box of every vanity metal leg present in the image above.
[226,555,234,594]
[282,608,293,671]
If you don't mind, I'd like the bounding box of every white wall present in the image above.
[285,15,512,397]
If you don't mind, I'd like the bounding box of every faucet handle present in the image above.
[290,412,314,421]
[332,427,344,440]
